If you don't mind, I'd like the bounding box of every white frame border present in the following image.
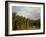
[8,2,44,34]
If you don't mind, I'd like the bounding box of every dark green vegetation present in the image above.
[12,12,40,30]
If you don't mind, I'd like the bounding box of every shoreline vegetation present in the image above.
[12,12,40,30]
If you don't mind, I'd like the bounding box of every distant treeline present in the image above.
[12,12,40,30]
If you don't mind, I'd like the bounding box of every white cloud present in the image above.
[12,6,41,20]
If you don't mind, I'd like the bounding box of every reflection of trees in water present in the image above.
[12,12,40,30]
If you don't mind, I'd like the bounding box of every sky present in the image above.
[12,6,41,20]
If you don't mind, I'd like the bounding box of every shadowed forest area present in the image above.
[12,12,40,30]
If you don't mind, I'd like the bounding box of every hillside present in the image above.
[12,12,40,30]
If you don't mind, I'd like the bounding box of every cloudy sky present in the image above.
[12,6,41,20]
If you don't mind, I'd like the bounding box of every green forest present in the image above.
[12,12,40,30]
